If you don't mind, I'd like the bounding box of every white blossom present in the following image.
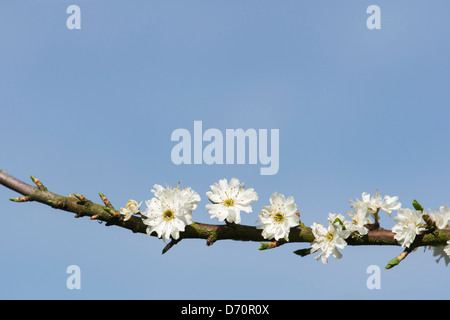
[206,178,258,224]
[429,204,450,230]
[350,191,401,216]
[120,199,142,221]
[142,184,200,241]
[256,192,299,241]
[311,213,351,264]
[392,208,426,248]
[444,241,450,259]
[345,201,372,236]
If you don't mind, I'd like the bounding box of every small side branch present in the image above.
[10,196,30,202]
[30,175,47,191]
[162,238,181,254]
[385,248,412,269]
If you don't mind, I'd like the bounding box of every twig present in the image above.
[162,238,181,254]
[293,247,313,257]
[10,196,30,202]
[99,193,121,218]
[385,248,412,269]
[30,175,47,191]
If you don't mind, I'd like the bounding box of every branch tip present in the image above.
[73,193,87,202]
[293,247,313,257]
[385,249,410,270]
[9,197,31,202]
[10,196,30,203]
[385,258,400,270]
[259,241,277,250]
[30,175,47,191]
[259,239,287,251]
[99,192,112,207]
[162,238,181,254]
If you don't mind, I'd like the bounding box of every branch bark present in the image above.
[1,170,449,250]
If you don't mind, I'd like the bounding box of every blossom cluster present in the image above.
[310,192,450,264]
[119,181,450,264]
[392,204,450,264]
[121,178,299,242]
[309,192,402,264]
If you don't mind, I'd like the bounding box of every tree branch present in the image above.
[1,170,449,251]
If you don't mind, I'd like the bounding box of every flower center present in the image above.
[126,200,134,210]
[326,232,334,241]
[224,198,235,207]
[272,212,285,223]
[163,209,174,221]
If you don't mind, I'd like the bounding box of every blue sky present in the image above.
[1,0,450,299]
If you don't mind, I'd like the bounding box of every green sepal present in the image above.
[412,199,424,212]
[385,257,399,269]
[333,218,346,230]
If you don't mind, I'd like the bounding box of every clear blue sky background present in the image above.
[1,0,450,299]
